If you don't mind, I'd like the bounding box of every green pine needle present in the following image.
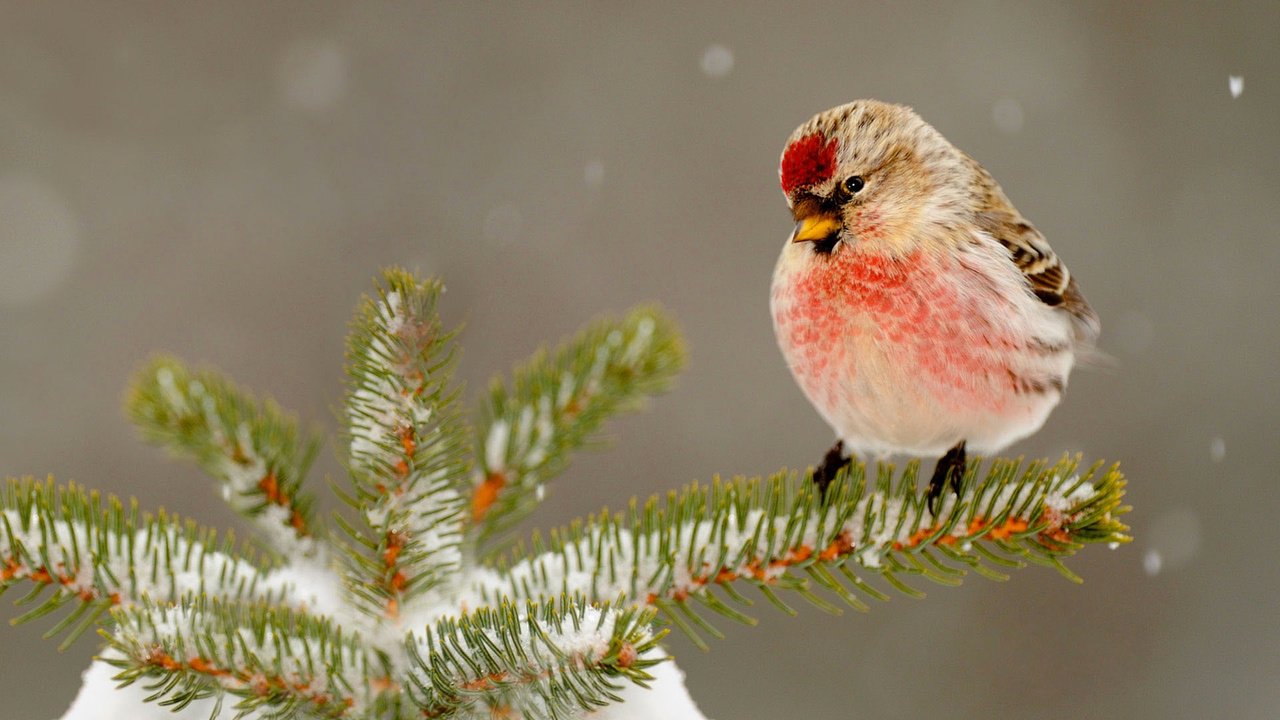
[406,594,666,720]
[471,306,685,546]
[1,477,278,649]
[2,267,1134,719]
[105,596,376,719]
[128,355,322,547]
[338,269,471,618]
[478,456,1130,646]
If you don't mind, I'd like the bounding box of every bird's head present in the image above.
[779,100,973,256]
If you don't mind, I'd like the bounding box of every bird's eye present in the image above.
[843,176,865,194]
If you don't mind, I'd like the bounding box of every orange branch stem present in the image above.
[644,509,1077,606]
[140,649,355,716]
[1,555,122,605]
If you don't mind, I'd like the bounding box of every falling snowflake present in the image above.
[1209,437,1226,462]
[1229,75,1244,99]
[1143,550,1162,576]
[700,45,734,79]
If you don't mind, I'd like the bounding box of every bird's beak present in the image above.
[791,212,842,244]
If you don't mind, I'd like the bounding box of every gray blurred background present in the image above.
[1,2,1277,718]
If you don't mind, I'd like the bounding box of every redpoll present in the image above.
[769,100,1099,508]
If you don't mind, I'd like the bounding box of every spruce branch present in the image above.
[4,266,1134,719]
[128,355,322,553]
[471,307,684,545]
[104,596,380,719]
[405,594,666,720]
[0,477,280,649]
[473,456,1130,649]
[340,270,471,620]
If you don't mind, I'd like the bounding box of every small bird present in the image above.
[769,100,1099,509]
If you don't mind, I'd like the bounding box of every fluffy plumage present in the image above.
[771,100,1098,459]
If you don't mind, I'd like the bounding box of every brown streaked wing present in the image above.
[973,196,1100,345]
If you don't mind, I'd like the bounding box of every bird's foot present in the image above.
[812,440,850,499]
[927,441,967,516]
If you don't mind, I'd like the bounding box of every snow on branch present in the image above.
[104,596,377,718]
[128,356,322,555]
[471,306,684,544]
[3,268,1132,720]
[406,595,666,719]
[0,477,284,649]
[340,270,470,620]
[472,457,1130,648]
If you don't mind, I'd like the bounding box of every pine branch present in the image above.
[471,307,684,545]
[104,596,383,719]
[128,356,322,553]
[405,594,666,720]
[339,269,471,620]
[474,456,1130,649]
[4,265,1136,720]
[0,477,280,649]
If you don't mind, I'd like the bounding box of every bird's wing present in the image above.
[967,159,1100,345]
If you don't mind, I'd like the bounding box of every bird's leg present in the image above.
[812,440,850,499]
[927,440,967,515]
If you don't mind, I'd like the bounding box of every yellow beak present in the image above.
[791,214,842,243]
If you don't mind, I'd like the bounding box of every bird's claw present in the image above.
[812,440,850,500]
[927,441,967,516]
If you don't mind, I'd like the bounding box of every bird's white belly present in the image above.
[822,330,1060,455]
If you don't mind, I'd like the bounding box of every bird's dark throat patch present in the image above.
[812,235,840,256]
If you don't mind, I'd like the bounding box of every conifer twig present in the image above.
[0,477,282,649]
[128,356,322,554]
[339,270,470,620]
[3,267,1133,720]
[471,307,684,545]
[405,594,666,719]
[473,457,1130,648]
[104,596,380,718]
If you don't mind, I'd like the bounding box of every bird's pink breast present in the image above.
[773,247,1016,416]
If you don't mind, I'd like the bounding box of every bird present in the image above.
[769,100,1099,511]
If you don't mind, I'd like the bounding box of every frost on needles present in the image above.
[1,268,1131,720]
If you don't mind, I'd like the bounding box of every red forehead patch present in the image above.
[780,133,838,194]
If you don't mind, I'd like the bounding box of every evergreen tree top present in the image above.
[2,268,1130,719]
